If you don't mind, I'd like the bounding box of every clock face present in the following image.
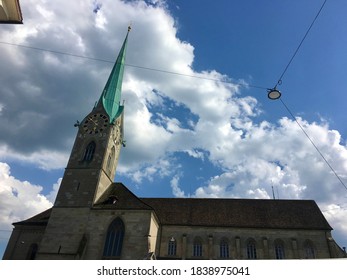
[82,113,109,134]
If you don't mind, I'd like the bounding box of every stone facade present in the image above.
[3,183,346,260]
[157,226,338,259]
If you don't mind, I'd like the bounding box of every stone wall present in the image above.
[157,225,333,259]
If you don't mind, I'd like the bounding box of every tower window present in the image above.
[83,141,96,162]
[106,146,115,172]
[103,218,125,258]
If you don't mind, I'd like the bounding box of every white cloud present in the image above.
[195,118,347,201]
[0,145,70,171]
[170,175,185,198]
[0,162,53,229]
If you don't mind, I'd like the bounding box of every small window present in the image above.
[26,243,38,260]
[246,239,257,259]
[168,237,177,256]
[220,239,229,259]
[193,238,203,257]
[304,240,315,259]
[83,141,96,162]
[275,240,285,259]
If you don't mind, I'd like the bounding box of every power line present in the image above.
[269,0,347,192]
[126,62,267,90]
[0,41,267,90]
[274,0,327,88]
[279,97,347,192]
[0,41,113,63]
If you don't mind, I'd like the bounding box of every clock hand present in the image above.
[88,117,98,125]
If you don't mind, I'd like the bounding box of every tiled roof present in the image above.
[98,183,332,230]
[13,208,51,226]
[141,197,332,230]
[14,183,332,230]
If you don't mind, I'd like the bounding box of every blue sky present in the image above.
[1,0,347,258]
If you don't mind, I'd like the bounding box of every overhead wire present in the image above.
[274,0,328,88]
[270,0,347,192]
[0,41,267,90]
[279,98,347,192]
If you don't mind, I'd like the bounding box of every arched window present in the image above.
[193,237,203,257]
[103,218,125,258]
[168,237,177,256]
[220,238,229,259]
[274,240,285,259]
[26,243,38,260]
[246,239,257,259]
[106,146,115,172]
[304,240,315,259]
[83,141,96,162]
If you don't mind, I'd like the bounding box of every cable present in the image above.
[274,0,327,88]
[268,0,347,192]
[0,41,117,63]
[0,41,268,90]
[279,98,347,192]
[126,63,267,90]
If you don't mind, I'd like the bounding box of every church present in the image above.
[3,28,346,260]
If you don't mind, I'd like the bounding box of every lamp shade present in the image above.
[268,89,281,100]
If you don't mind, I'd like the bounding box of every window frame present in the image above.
[167,237,177,256]
[83,141,96,162]
[102,218,125,259]
[304,240,316,259]
[26,243,38,260]
[219,238,230,259]
[274,240,285,259]
[193,237,203,257]
[246,239,257,259]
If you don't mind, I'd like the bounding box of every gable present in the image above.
[93,182,153,210]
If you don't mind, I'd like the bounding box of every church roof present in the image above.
[96,183,332,230]
[13,208,51,226]
[141,197,332,230]
[14,183,332,231]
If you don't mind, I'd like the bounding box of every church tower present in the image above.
[36,28,130,259]
[54,27,129,207]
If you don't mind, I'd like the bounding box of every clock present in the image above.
[82,113,109,134]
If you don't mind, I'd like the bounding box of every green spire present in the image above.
[98,26,130,123]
